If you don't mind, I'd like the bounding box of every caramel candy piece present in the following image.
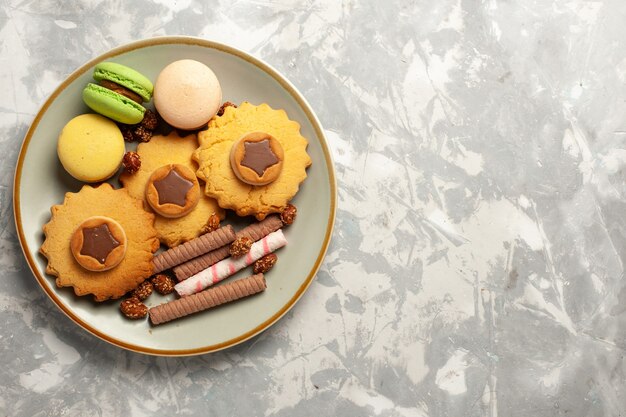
[229,132,284,186]
[70,216,127,272]
[145,164,200,218]
[149,274,266,325]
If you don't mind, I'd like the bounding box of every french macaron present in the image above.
[57,114,125,182]
[82,62,153,124]
[153,59,222,130]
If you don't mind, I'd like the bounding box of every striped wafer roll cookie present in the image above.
[152,225,236,273]
[174,229,287,296]
[173,215,283,281]
[149,274,266,325]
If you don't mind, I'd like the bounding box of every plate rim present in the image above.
[12,36,337,356]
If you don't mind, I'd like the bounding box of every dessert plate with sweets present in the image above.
[13,37,336,356]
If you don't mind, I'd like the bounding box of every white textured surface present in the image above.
[1,0,626,416]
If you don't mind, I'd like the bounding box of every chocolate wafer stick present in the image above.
[152,225,236,273]
[173,215,283,281]
[237,215,283,242]
[173,246,230,281]
[149,274,266,325]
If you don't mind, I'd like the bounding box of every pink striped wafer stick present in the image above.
[174,229,287,297]
[172,215,283,281]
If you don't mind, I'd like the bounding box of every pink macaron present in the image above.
[153,59,222,130]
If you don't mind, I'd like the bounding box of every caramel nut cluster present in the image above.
[122,151,141,174]
[280,204,297,225]
[132,280,153,301]
[200,214,221,235]
[253,253,277,274]
[120,297,148,319]
[152,274,176,295]
[229,236,252,257]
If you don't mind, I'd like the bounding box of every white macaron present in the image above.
[154,59,222,130]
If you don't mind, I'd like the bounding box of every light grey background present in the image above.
[1,0,625,416]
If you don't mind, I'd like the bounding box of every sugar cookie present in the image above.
[40,184,159,301]
[119,131,224,247]
[194,102,311,220]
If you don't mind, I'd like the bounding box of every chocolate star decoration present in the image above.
[80,224,120,264]
[153,169,194,206]
[241,139,279,176]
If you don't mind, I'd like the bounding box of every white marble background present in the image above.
[1,0,625,416]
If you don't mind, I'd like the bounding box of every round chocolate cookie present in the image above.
[145,164,200,218]
[229,131,284,186]
[70,216,127,272]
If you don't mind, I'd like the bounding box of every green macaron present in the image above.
[82,62,154,124]
[82,83,146,124]
[93,62,153,102]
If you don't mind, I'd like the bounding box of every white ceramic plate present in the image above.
[13,37,336,356]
